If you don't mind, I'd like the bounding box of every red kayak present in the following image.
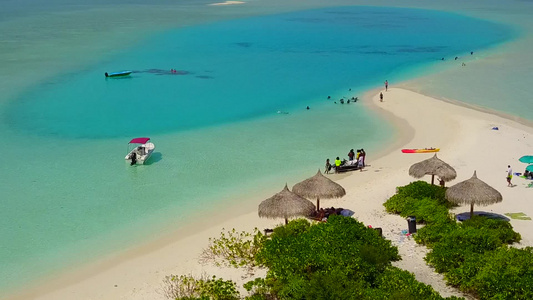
[401,148,440,153]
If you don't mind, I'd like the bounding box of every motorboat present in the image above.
[105,71,132,78]
[125,137,155,165]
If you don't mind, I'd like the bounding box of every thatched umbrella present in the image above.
[446,171,503,219]
[409,154,457,185]
[258,184,316,224]
[292,170,346,210]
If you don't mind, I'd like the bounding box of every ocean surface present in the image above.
[0,0,517,294]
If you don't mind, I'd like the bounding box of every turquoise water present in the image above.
[0,3,514,294]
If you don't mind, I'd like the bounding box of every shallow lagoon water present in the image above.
[0,4,514,292]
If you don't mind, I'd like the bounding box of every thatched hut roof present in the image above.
[446,171,502,206]
[409,154,457,184]
[292,170,346,210]
[258,184,316,224]
[292,170,346,199]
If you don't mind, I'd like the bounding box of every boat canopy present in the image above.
[129,137,150,144]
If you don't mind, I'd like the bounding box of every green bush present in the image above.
[199,228,267,270]
[384,181,453,221]
[471,247,533,299]
[396,181,448,205]
[425,226,504,273]
[255,216,404,298]
[384,181,528,299]
[163,274,240,300]
[368,266,461,300]
[414,218,458,247]
[461,216,521,244]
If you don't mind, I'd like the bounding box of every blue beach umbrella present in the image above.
[519,155,533,163]
[526,165,533,172]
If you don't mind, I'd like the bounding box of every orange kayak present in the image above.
[401,148,440,153]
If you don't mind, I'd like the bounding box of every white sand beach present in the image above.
[9,86,533,299]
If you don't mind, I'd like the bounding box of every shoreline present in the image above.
[10,87,533,299]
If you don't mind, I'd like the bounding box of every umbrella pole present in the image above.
[431,175,435,185]
[284,218,288,225]
[316,196,320,210]
[470,203,475,219]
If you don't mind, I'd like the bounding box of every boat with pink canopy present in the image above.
[125,137,155,165]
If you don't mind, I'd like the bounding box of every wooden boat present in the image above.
[105,71,132,78]
[125,137,155,165]
[401,148,440,153]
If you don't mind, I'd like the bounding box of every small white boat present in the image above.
[125,137,155,165]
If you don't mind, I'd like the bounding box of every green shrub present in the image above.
[369,266,459,300]
[255,216,401,298]
[395,181,448,205]
[199,228,267,270]
[399,197,451,224]
[414,218,458,247]
[243,278,276,300]
[471,247,533,299]
[461,216,521,244]
[163,274,240,300]
[425,226,504,273]
[384,180,528,299]
[384,181,453,220]
[383,194,415,214]
[271,218,311,238]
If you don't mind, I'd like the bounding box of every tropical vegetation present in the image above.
[164,215,461,299]
[384,180,533,300]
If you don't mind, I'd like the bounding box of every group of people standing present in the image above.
[325,149,366,174]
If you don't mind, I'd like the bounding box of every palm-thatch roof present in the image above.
[258,184,316,224]
[292,170,346,210]
[409,154,457,185]
[446,171,503,219]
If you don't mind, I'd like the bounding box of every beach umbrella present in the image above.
[519,155,533,164]
[445,171,503,219]
[258,184,316,225]
[292,170,346,210]
[526,164,533,172]
[408,154,457,185]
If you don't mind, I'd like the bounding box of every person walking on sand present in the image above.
[384,80,388,91]
[379,92,383,102]
[507,165,513,187]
